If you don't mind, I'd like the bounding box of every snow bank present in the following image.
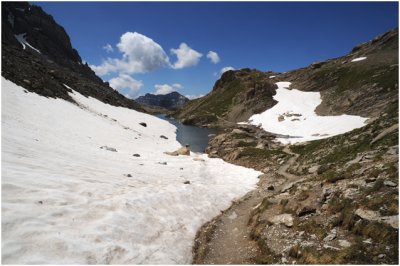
[351,57,367,62]
[1,77,260,264]
[246,82,368,144]
[14,33,41,53]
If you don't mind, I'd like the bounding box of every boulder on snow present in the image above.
[139,122,147,127]
[164,145,190,156]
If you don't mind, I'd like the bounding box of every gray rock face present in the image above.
[136,92,189,110]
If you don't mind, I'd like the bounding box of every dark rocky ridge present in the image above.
[1,1,143,111]
[136,91,189,110]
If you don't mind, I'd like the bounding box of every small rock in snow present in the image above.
[183,181,190,184]
[158,162,167,165]
[160,135,168,139]
[100,146,117,152]
[139,122,147,127]
[126,174,132,177]
[132,154,140,157]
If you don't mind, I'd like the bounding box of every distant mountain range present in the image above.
[136,92,189,110]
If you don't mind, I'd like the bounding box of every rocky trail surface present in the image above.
[193,146,301,264]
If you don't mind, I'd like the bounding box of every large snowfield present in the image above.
[247,82,368,144]
[1,77,261,264]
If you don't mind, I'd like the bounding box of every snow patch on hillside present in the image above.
[351,57,367,62]
[14,33,41,53]
[246,82,368,144]
[2,77,260,264]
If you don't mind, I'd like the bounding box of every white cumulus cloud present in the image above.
[103,43,114,53]
[154,83,183,95]
[91,32,170,76]
[206,51,220,64]
[170,43,202,69]
[109,74,143,99]
[220,66,235,75]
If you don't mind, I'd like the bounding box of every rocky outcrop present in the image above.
[1,2,143,111]
[174,69,278,127]
[136,92,189,110]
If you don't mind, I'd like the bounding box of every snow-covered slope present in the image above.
[1,77,260,264]
[246,82,368,144]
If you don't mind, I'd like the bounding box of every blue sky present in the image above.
[33,1,398,99]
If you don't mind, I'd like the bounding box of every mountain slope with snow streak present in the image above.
[1,77,261,264]
[247,82,368,144]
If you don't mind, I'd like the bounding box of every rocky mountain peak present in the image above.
[1,1,143,111]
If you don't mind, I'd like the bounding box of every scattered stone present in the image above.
[308,165,319,174]
[267,185,275,191]
[158,162,167,165]
[100,146,117,152]
[386,146,398,155]
[267,214,294,227]
[380,215,399,229]
[281,183,294,193]
[355,208,380,221]
[126,174,132,177]
[323,244,340,250]
[363,238,373,244]
[183,181,190,184]
[339,240,351,248]
[378,254,386,259]
[228,211,238,220]
[296,206,316,217]
[132,154,140,157]
[139,122,147,127]
[232,128,246,135]
[278,115,285,122]
[38,200,43,204]
[370,124,398,145]
[384,180,397,187]
[160,135,168,139]
[323,228,337,242]
[180,168,183,170]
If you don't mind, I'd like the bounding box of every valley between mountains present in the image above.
[2,2,398,265]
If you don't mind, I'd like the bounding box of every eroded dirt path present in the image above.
[192,145,301,264]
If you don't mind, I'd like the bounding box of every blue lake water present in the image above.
[156,114,219,153]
